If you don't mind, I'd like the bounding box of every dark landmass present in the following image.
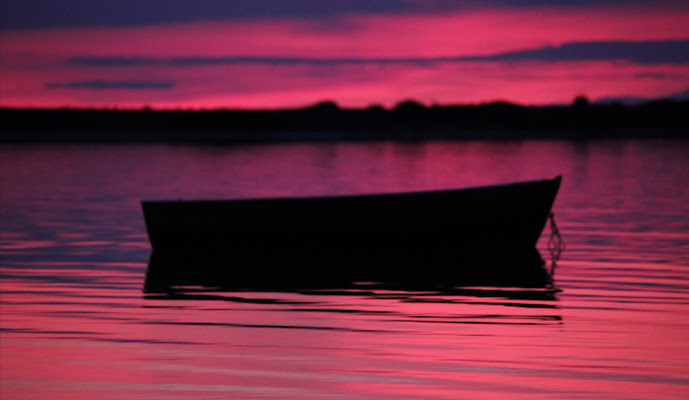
[2,98,688,143]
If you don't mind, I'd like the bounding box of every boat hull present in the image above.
[141,176,561,291]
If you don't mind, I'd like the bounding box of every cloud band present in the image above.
[45,80,175,90]
[67,40,689,67]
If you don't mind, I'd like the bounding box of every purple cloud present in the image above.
[68,40,689,67]
[45,80,174,90]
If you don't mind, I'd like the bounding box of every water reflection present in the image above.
[2,141,688,400]
[141,247,561,330]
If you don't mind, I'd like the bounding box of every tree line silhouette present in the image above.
[1,98,687,142]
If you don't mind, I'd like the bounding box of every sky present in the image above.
[1,0,689,109]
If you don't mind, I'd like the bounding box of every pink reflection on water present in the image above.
[1,141,688,398]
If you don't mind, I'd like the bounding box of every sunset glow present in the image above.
[1,1,689,108]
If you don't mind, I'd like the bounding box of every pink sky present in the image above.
[2,3,688,108]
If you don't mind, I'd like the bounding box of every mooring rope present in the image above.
[547,212,564,276]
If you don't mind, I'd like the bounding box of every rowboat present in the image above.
[142,176,562,292]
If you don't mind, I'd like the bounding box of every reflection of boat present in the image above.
[142,176,561,292]
[143,276,561,305]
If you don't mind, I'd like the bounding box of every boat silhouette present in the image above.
[142,176,562,292]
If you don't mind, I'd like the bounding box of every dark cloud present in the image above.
[1,0,681,29]
[68,40,689,67]
[67,57,158,66]
[45,80,174,90]
[0,0,413,29]
[634,72,684,79]
[471,40,689,64]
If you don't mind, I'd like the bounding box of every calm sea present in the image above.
[1,139,688,399]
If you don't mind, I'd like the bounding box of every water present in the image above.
[1,140,688,399]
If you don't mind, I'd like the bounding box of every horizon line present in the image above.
[3,95,688,113]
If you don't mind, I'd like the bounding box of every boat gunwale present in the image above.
[141,175,562,205]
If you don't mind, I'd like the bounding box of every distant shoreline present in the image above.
[2,99,688,143]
